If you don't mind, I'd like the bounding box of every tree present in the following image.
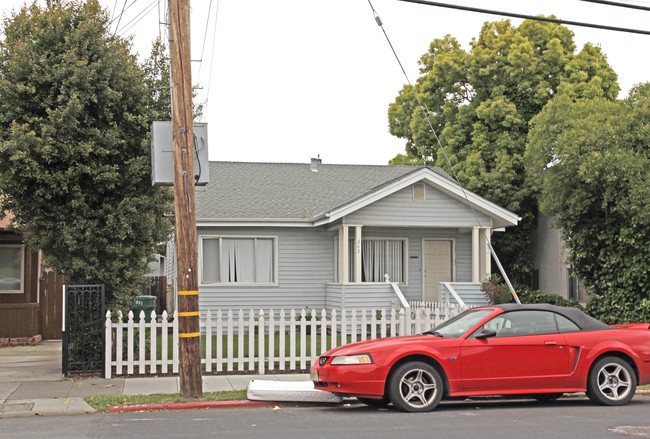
[387,18,619,285]
[525,84,650,323]
[0,0,173,309]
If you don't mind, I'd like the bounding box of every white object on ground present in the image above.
[247,380,342,403]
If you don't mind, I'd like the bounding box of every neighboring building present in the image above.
[0,213,63,345]
[533,211,588,302]
[167,160,520,314]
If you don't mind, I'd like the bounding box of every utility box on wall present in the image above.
[151,121,209,186]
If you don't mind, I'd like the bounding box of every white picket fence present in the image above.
[104,304,468,378]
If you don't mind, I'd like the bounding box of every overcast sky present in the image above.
[2,0,649,165]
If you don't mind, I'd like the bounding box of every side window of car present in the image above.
[555,313,580,333]
[498,311,558,336]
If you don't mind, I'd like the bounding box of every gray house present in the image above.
[167,159,520,314]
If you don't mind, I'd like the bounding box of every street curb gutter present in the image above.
[107,390,650,413]
[108,400,276,413]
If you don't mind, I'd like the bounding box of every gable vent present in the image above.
[413,182,425,201]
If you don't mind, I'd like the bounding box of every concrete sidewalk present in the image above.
[0,373,311,418]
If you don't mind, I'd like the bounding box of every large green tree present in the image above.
[525,84,650,323]
[0,0,173,309]
[388,18,619,285]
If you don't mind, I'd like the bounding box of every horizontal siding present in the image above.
[346,184,492,227]
[198,227,335,312]
[441,283,488,306]
[196,225,475,312]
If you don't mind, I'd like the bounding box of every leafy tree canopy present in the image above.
[525,84,650,323]
[388,18,619,284]
[0,0,173,309]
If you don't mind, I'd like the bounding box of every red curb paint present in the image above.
[108,400,275,413]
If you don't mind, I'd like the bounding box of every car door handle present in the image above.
[545,340,557,345]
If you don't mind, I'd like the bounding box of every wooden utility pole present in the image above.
[169,0,202,398]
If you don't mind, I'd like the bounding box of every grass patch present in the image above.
[85,389,247,412]
[639,385,650,391]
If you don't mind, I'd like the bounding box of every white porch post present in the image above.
[480,228,492,280]
[472,226,480,283]
[354,226,362,283]
[339,225,349,283]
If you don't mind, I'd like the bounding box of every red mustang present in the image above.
[311,304,650,412]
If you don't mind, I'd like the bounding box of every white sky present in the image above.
[2,0,649,165]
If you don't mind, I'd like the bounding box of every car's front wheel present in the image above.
[586,356,637,406]
[388,361,443,412]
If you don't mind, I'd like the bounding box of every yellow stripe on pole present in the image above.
[178,311,199,317]
[178,290,199,295]
[179,332,201,338]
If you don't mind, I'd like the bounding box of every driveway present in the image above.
[0,340,63,382]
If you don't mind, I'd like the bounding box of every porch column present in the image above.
[339,225,349,283]
[472,226,480,283]
[480,228,492,280]
[354,226,362,283]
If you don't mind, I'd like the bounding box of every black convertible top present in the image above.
[492,303,610,331]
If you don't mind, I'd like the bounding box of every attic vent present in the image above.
[413,182,425,201]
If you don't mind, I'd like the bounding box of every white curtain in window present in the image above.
[387,240,403,283]
[234,239,255,282]
[255,238,274,283]
[202,239,220,283]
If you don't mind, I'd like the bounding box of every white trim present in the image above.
[198,234,279,287]
[0,244,24,294]
[314,169,520,228]
[421,238,456,302]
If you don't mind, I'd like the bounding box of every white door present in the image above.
[423,240,453,302]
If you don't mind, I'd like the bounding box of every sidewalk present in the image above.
[0,373,311,418]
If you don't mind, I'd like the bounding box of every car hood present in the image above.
[321,334,451,357]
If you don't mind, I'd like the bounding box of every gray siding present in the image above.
[440,283,488,306]
[346,184,492,227]
[198,227,335,312]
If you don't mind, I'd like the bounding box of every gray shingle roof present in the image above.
[195,161,453,221]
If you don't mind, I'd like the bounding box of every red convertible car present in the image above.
[311,304,650,412]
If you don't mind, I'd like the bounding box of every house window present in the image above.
[0,245,23,294]
[337,238,406,283]
[201,236,276,285]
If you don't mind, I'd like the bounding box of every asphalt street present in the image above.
[1,395,649,439]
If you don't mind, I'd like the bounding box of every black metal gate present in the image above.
[62,284,105,376]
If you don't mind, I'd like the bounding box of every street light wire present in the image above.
[579,0,650,11]
[395,0,650,36]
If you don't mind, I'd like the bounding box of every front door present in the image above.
[423,240,453,302]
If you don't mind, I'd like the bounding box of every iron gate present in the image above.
[62,284,105,375]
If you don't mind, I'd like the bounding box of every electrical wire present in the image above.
[367,0,522,303]
[579,0,650,11]
[117,0,159,36]
[112,0,130,34]
[202,0,221,122]
[395,0,650,36]
[196,0,214,81]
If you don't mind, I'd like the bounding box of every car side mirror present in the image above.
[475,328,497,339]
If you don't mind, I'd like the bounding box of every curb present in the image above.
[108,400,277,413]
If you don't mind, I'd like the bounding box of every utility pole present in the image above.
[169,0,202,398]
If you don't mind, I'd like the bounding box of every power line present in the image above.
[395,0,650,36]
[579,0,650,11]
[112,0,130,34]
[196,0,214,80]
[367,0,522,302]
[117,0,158,36]
[202,0,221,121]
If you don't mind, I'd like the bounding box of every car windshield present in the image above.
[424,309,494,338]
